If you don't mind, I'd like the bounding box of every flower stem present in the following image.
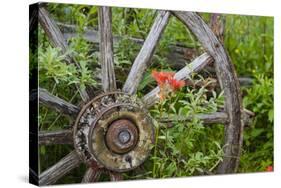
[152,102,164,178]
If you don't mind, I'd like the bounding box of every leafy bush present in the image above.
[144,75,225,178]
[225,15,273,77]
[240,74,273,172]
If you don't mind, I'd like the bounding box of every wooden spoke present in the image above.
[38,7,68,54]
[39,150,81,185]
[160,110,253,127]
[39,130,73,145]
[82,168,103,183]
[58,22,144,45]
[122,11,170,95]
[143,53,212,108]
[98,7,116,92]
[159,112,228,125]
[210,13,225,43]
[173,11,243,173]
[109,171,123,181]
[38,7,90,102]
[39,88,80,117]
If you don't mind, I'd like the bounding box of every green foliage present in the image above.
[112,8,156,39]
[145,79,225,178]
[225,15,273,77]
[239,74,273,172]
[67,36,98,87]
[160,16,201,50]
[48,4,98,28]
[244,75,273,123]
[39,46,77,84]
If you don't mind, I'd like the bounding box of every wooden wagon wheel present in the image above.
[34,5,244,185]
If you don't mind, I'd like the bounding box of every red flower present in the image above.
[169,78,185,91]
[151,70,185,100]
[266,166,273,172]
[151,70,175,86]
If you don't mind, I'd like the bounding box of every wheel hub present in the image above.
[105,119,138,154]
[73,92,154,172]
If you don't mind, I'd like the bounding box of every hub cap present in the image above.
[73,92,154,172]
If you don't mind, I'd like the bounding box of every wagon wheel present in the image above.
[34,5,244,185]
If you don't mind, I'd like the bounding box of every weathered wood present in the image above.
[173,11,243,173]
[38,7,90,102]
[159,110,253,127]
[82,168,102,183]
[123,11,171,95]
[109,171,123,181]
[159,112,228,124]
[39,130,73,145]
[98,7,116,92]
[38,7,68,54]
[143,53,212,108]
[239,77,253,87]
[58,22,144,45]
[39,88,80,117]
[210,13,225,43]
[39,151,81,185]
[174,53,212,80]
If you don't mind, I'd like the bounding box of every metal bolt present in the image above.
[105,119,138,154]
[118,130,131,144]
[125,155,133,168]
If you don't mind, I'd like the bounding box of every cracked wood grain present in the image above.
[98,7,117,92]
[39,88,80,117]
[39,151,81,185]
[39,130,73,145]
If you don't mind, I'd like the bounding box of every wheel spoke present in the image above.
[143,53,212,108]
[109,171,123,181]
[159,109,253,127]
[39,150,81,185]
[82,168,103,183]
[38,7,68,55]
[159,112,228,125]
[38,6,90,102]
[173,11,243,173]
[39,88,80,117]
[122,11,170,95]
[98,7,116,92]
[39,129,73,145]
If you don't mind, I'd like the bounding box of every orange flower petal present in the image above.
[169,78,185,91]
[151,70,175,87]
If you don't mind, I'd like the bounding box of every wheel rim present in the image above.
[34,4,243,185]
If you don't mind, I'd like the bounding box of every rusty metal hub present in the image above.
[73,91,154,172]
[105,119,138,154]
